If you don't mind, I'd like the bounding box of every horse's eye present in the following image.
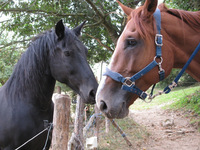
[126,38,137,47]
[64,51,70,56]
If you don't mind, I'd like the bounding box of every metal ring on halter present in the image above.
[154,56,163,64]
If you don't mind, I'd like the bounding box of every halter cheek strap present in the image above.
[154,9,165,80]
[103,9,164,100]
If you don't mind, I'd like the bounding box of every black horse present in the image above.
[0,20,98,150]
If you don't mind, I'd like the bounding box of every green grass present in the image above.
[98,117,149,150]
[130,84,200,111]
[168,89,200,114]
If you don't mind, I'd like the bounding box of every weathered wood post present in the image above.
[68,95,85,150]
[84,106,88,126]
[51,94,71,150]
[56,86,61,94]
[105,118,110,133]
[74,95,84,144]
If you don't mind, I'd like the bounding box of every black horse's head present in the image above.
[49,20,98,104]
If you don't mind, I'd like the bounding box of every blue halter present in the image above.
[103,9,164,100]
[103,9,200,100]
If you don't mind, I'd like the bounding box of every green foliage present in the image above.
[165,0,200,11]
[0,32,24,85]
[157,69,197,88]
[0,0,122,64]
[0,0,199,88]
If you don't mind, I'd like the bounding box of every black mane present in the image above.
[5,29,57,96]
[5,27,78,99]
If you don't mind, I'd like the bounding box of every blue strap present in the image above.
[130,60,158,82]
[154,9,162,57]
[104,60,158,84]
[154,9,161,34]
[164,43,200,93]
[122,85,147,99]
[103,67,126,83]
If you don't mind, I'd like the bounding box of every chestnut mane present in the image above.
[127,3,200,39]
[159,3,200,32]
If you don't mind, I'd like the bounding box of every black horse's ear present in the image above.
[55,19,65,40]
[73,21,86,37]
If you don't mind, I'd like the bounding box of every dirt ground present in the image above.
[129,105,200,150]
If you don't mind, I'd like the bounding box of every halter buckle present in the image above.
[140,92,147,100]
[155,34,163,47]
[123,77,135,87]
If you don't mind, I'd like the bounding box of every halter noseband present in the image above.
[103,9,165,100]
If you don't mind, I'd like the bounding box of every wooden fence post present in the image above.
[68,95,85,150]
[105,118,110,133]
[56,86,61,94]
[74,95,84,143]
[51,94,71,150]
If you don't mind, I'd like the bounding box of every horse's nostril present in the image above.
[89,89,95,98]
[100,100,107,112]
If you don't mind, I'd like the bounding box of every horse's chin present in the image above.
[82,97,96,105]
[96,97,130,119]
[76,89,96,105]
[104,108,129,119]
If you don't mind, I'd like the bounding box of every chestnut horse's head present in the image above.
[96,0,180,119]
[95,0,168,119]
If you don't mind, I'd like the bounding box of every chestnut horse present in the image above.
[96,0,200,119]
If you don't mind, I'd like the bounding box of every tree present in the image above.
[0,0,118,62]
[0,31,24,86]
[0,0,199,86]
[0,0,144,85]
[165,0,200,11]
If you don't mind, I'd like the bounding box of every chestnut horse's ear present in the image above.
[142,0,158,18]
[117,1,133,16]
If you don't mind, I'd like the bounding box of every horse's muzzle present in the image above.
[97,96,129,119]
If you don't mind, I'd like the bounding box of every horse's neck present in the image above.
[5,61,56,107]
[162,12,200,81]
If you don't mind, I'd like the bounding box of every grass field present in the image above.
[130,83,200,111]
